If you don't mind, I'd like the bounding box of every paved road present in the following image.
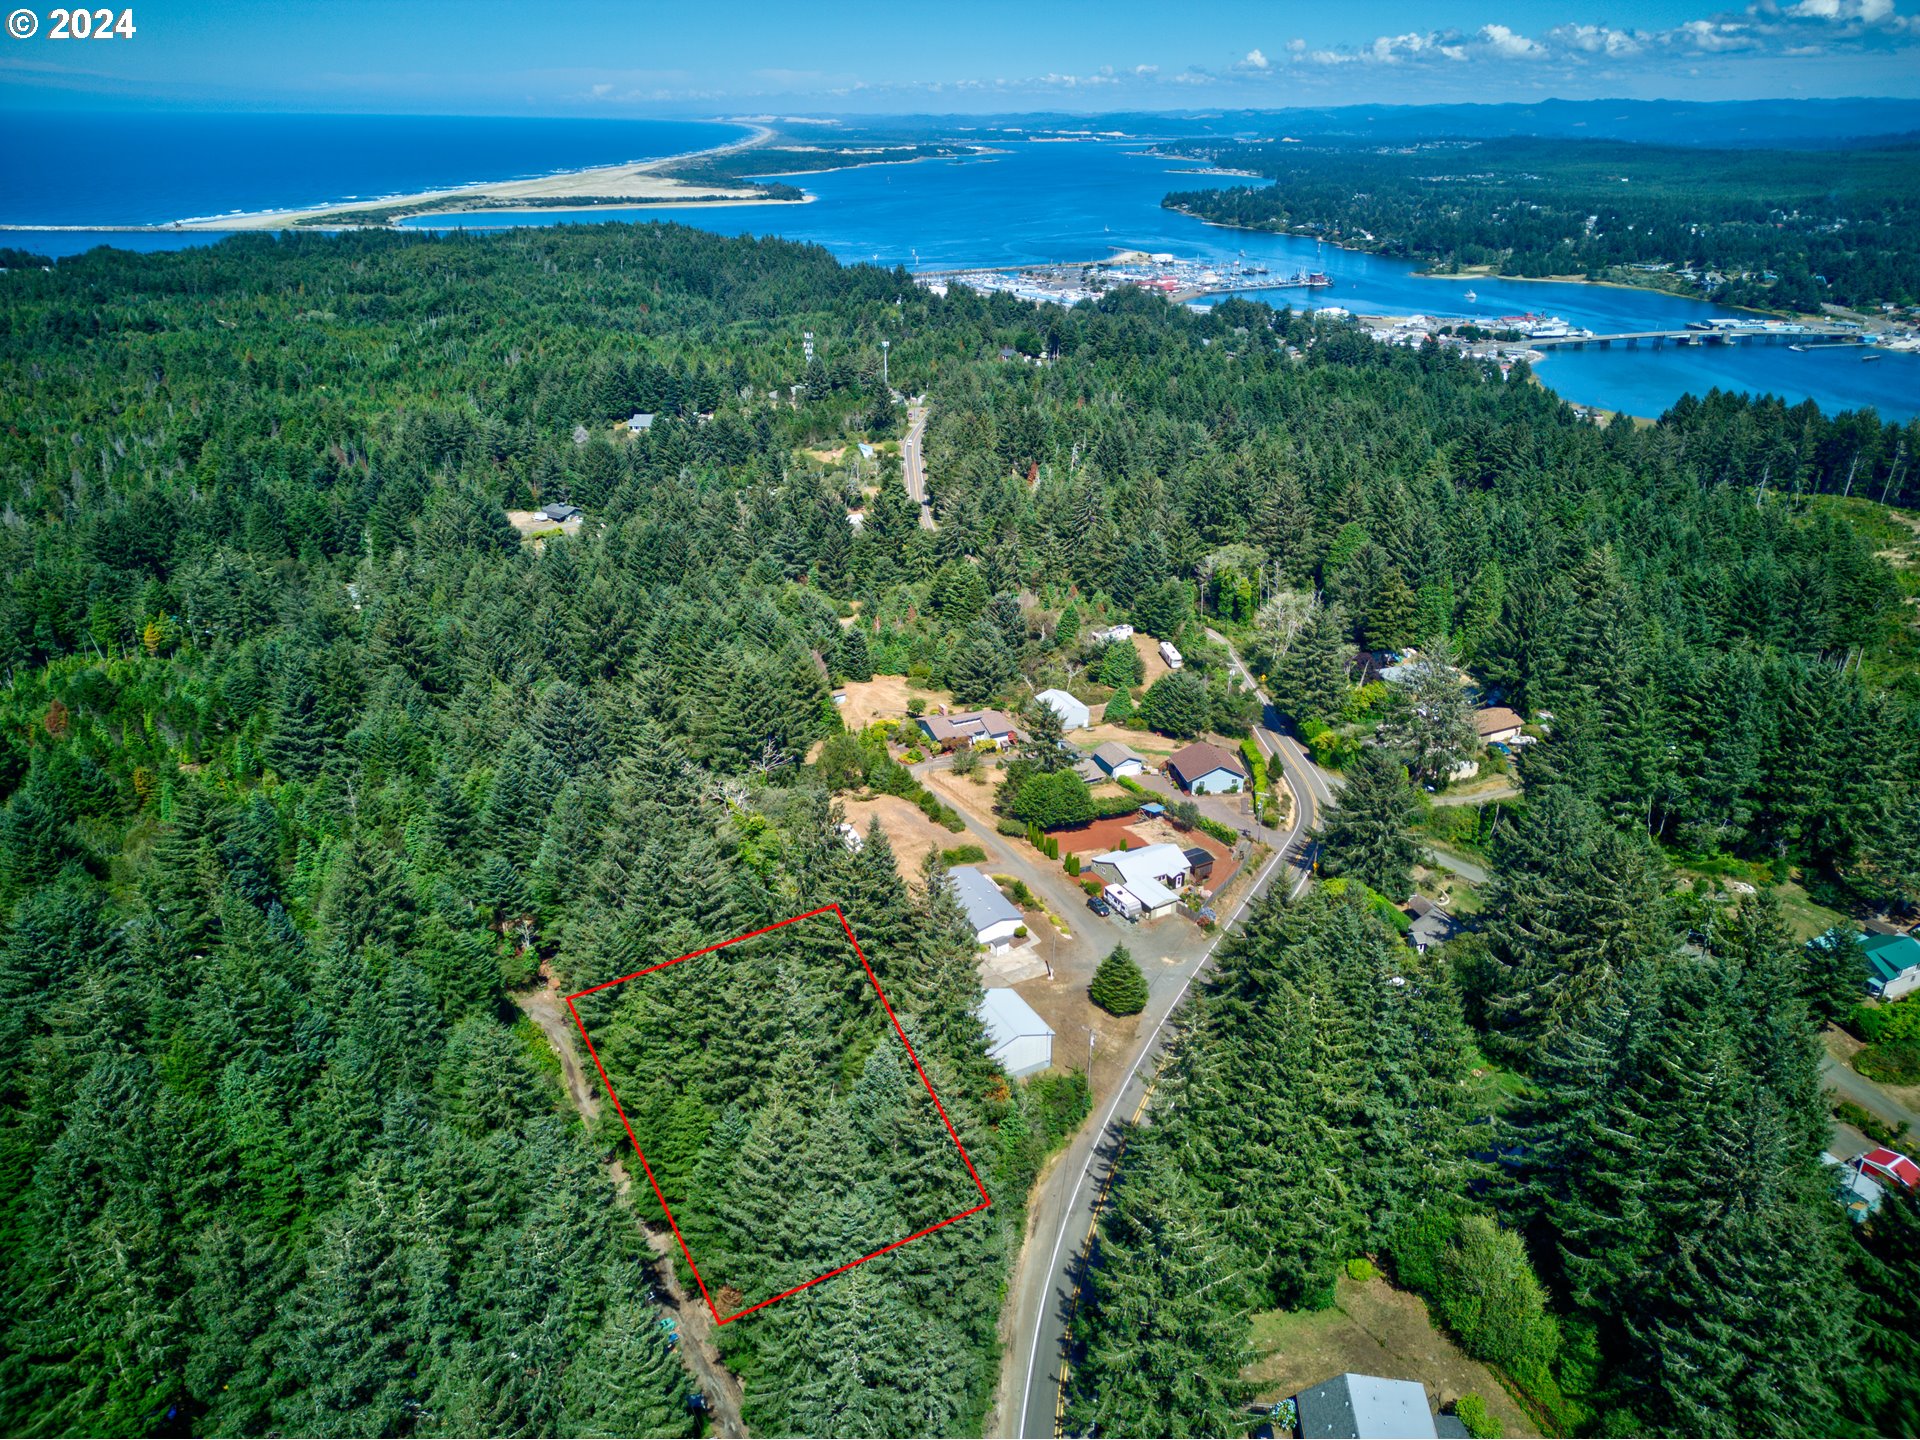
[902,403,936,530]
[1004,642,1331,1439]
[1822,1051,1920,1132]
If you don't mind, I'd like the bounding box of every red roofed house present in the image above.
[1857,1148,1920,1192]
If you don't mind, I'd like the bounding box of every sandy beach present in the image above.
[168,122,792,231]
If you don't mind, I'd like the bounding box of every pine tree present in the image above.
[1311,748,1422,901]
[1089,944,1149,1016]
[1270,600,1350,725]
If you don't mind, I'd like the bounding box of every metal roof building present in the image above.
[1294,1373,1438,1439]
[976,987,1053,1078]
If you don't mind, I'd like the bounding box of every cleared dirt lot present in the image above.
[835,675,954,734]
[1246,1274,1540,1438]
[1074,722,1179,765]
[841,794,958,881]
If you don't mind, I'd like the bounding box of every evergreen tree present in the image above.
[1089,944,1150,1016]
[1312,749,1422,901]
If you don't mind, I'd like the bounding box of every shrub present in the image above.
[1195,816,1238,847]
[1093,793,1145,819]
[1433,1215,1561,1390]
[1065,852,1081,876]
[995,875,1038,908]
[1345,1257,1377,1282]
[1834,1099,1909,1148]
[1014,925,1028,939]
[1115,775,1150,796]
[1384,1205,1459,1293]
[996,818,1026,837]
[1854,996,1920,1045]
[1009,769,1095,829]
[1308,729,1361,770]
[951,744,981,777]
[906,697,926,717]
[1857,1037,1920,1085]
[941,843,987,865]
[1080,876,1105,896]
[1454,1393,1501,1439]
[1023,1069,1092,1150]
[1089,944,1149,1016]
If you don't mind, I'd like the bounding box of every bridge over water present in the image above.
[1531,324,1862,350]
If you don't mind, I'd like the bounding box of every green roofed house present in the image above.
[1863,931,1920,1001]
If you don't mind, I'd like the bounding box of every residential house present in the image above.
[1405,895,1461,951]
[539,502,582,523]
[976,988,1053,1078]
[1034,688,1091,731]
[1167,740,1248,795]
[627,412,655,433]
[1294,1372,1440,1440]
[1472,706,1526,745]
[1857,1147,1920,1192]
[1864,932,1920,1001]
[918,709,1022,750]
[1090,843,1191,918]
[947,868,1024,952]
[1091,741,1145,779]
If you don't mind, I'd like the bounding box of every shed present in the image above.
[1294,1372,1438,1440]
[1167,741,1248,795]
[947,868,1024,952]
[1182,847,1216,883]
[1034,688,1092,731]
[976,988,1053,1078]
[1092,741,1145,779]
[627,412,656,432]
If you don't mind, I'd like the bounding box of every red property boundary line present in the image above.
[564,902,993,1325]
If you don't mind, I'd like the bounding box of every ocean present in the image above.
[1,117,1913,421]
[0,111,748,227]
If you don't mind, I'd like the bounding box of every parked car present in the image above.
[1086,894,1112,917]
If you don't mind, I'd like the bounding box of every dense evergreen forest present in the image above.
[1,218,1916,1436]
[1162,135,1920,312]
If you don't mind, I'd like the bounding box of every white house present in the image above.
[1090,843,1192,919]
[1092,624,1135,644]
[948,867,1024,952]
[1034,688,1091,731]
[1091,741,1145,779]
[627,412,655,433]
[1293,1373,1438,1440]
[977,988,1054,1078]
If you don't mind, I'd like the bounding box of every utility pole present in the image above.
[881,338,890,388]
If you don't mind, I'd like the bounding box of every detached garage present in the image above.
[977,988,1054,1078]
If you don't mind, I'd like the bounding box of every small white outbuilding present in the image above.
[1033,688,1091,731]
[977,988,1054,1078]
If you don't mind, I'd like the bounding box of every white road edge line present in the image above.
[1015,717,1309,1437]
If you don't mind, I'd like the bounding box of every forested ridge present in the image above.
[0,219,1916,1436]
[1161,135,1920,312]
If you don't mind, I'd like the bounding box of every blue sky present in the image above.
[4,0,1916,113]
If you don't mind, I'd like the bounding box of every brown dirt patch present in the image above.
[504,509,581,540]
[1008,974,1143,1096]
[1132,633,1172,686]
[835,675,954,733]
[1246,1274,1540,1438]
[842,794,957,881]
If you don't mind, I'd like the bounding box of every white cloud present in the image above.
[1240,47,1270,70]
[1549,23,1643,55]
[1479,23,1547,57]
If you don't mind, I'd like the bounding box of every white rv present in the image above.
[1158,640,1183,670]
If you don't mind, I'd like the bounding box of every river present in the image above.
[9,131,1914,421]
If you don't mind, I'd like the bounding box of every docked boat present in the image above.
[1464,289,1477,302]
[1862,352,1882,363]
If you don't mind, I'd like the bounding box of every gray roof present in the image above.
[1092,740,1143,768]
[977,987,1052,1044]
[1295,1373,1436,1440]
[947,867,1022,933]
